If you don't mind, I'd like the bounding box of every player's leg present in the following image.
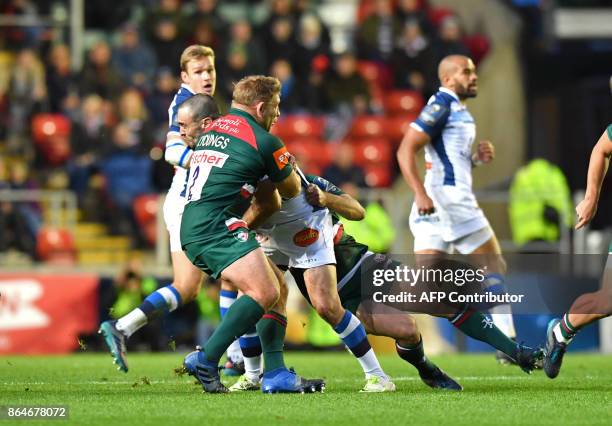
[218,279,244,376]
[544,258,612,378]
[305,264,395,392]
[356,301,462,390]
[184,247,279,393]
[464,230,517,363]
[99,224,202,372]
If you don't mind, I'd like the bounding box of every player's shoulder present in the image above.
[172,84,195,105]
[417,91,452,128]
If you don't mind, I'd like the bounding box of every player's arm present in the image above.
[165,131,193,169]
[575,127,612,230]
[243,179,282,229]
[397,126,435,215]
[304,176,365,220]
[261,135,301,199]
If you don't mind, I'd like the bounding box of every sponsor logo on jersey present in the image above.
[273,146,291,170]
[191,149,229,167]
[293,228,319,247]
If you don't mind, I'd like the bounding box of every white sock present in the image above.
[358,349,387,380]
[227,339,243,363]
[553,323,573,344]
[244,356,262,382]
[116,309,147,338]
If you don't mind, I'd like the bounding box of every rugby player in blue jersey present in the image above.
[397,55,517,363]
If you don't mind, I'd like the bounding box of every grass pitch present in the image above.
[1,352,610,426]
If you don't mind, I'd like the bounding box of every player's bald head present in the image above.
[437,55,478,100]
[438,55,470,82]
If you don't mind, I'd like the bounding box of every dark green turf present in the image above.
[1,353,610,426]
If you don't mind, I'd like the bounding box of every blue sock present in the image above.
[219,290,238,319]
[116,284,182,337]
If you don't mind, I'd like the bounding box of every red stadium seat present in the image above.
[464,34,491,65]
[384,90,424,115]
[352,138,392,167]
[385,115,417,144]
[350,115,386,139]
[271,115,325,141]
[36,227,76,264]
[356,61,393,92]
[286,139,334,172]
[364,165,393,188]
[31,114,72,166]
[133,194,159,246]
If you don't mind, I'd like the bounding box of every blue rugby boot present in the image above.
[543,318,568,379]
[419,367,463,391]
[98,320,128,373]
[261,367,325,394]
[183,347,228,393]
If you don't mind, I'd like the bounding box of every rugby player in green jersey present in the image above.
[180,76,323,393]
[545,124,612,378]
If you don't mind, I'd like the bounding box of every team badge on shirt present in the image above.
[419,102,447,125]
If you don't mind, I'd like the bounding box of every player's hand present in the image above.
[306,184,327,207]
[475,140,495,164]
[575,196,598,230]
[415,192,435,216]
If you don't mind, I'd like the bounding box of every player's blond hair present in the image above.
[180,45,215,71]
[232,75,281,107]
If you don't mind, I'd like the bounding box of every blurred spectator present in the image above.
[79,41,125,100]
[397,0,433,37]
[149,19,185,73]
[322,144,367,188]
[112,24,158,91]
[100,123,153,247]
[0,158,40,258]
[323,52,371,115]
[185,0,229,44]
[265,17,298,69]
[218,47,254,102]
[68,94,112,198]
[116,88,155,155]
[143,0,187,42]
[6,48,47,155]
[45,44,80,115]
[356,0,402,62]
[146,67,179,136]
[188,20,219,52]
[434,15,470,62]
[391,20,437,96]
[222,20,267,76]
[84,0,134,30]
[294,13,331,82]
[270,59,302,113]
[339,182,396,253]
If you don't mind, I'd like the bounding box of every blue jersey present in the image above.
[411,87,476,191]
[165,84,196,198]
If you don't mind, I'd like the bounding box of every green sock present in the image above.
[256,311,287,372]
[395,337,437,375]
[204,295,264,363]
[559,313,577,340]
[451,309,517,358]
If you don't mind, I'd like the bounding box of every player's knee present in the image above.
[172,278,200,303]
[253,284,280,310]
[313,300,343,325]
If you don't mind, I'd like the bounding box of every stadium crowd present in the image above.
[0,0,498,254]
